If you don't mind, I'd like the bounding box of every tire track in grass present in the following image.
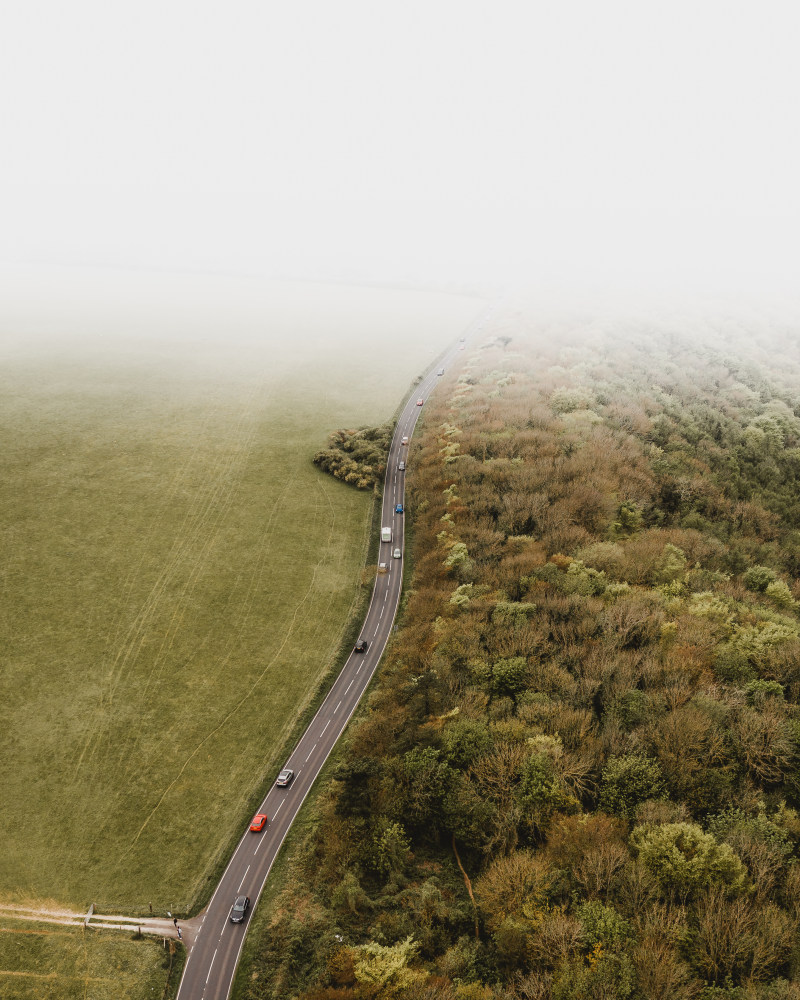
[202,470,340,828]
[97,399,225,698]
[102,390,261,707]
[64,395,265,877]
[72,395,233,773]
[117,464,300,788]
[244,474,345,766]
[74,395,266,836]
[110,470,343,867]
[73,387,264,777]
[130,406,263,702]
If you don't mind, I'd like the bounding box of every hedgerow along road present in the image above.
[175,312,493,1000]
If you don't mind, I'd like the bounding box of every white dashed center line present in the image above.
[207,949,218,984]
[238,866,250,892]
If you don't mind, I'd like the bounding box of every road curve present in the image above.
[175,308,494,1000]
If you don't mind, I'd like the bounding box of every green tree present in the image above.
[371,820,411,878]
[577,900,633,951]
[599,755,666,819]
[491,656,530,701]
[441,717,493,770]
[517,751,576,836]
[353,935,423,995]
[743,565,778,593]
[630,822,748,899]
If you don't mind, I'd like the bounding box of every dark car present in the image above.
[230,895,250,923]
[276,768,294,787]
[354,639,368,653]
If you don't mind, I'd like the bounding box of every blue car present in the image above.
[395,503,404,514]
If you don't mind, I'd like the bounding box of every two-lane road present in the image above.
[176,312,494,999]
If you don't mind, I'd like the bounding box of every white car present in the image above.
[393,548,401,559]
[401,436,409,445]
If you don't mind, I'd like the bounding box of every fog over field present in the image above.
[1,1,798,301]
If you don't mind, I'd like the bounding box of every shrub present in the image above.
[492,656,530,700]
[743,565,778,593]
[492,601,537,627]
[744,680,785,706]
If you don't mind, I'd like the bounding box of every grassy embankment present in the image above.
[0,270,483,995]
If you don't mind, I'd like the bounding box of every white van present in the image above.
[381,526,392,543]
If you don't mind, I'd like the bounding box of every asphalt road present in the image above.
[175,315,492,1000]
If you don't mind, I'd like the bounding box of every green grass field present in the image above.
[0,269,482,944]
[0,918,181,1000]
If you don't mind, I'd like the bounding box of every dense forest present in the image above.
[245,310,800,1000]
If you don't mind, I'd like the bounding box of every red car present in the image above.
[416,398,424,406]
[250,813,267,832]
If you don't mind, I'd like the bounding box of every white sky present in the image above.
[1,1,798,292]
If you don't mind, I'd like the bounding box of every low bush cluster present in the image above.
[314,423,394,490]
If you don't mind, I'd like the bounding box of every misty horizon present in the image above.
[2,2,798,301]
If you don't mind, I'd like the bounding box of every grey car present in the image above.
[276,768,294,787]
[230,895,250,923]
